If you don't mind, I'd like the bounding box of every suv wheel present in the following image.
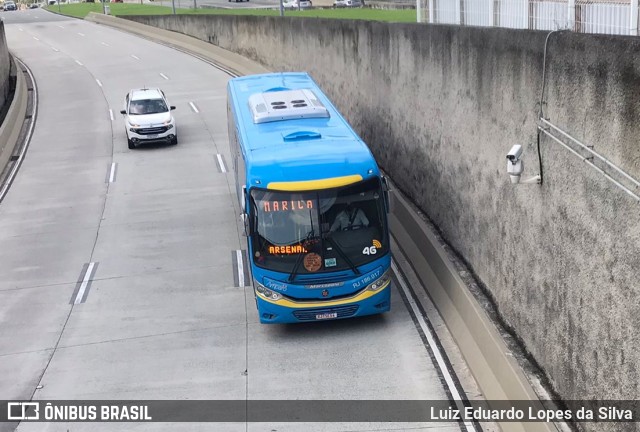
[128,138,135,149]
[170,136,178,146]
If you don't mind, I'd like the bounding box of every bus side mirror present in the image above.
[241,213,249,237]
[240,186,252,236]
[381,176,392,213]
[241,186,247,212]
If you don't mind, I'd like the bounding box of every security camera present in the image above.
[506,145,523,164]
[507,159,524,184]
[505,144,541,185]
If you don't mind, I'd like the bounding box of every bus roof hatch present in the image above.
[248,89,330,124]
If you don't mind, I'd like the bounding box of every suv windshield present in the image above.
[129,98,168,115]
[250,178,388,278]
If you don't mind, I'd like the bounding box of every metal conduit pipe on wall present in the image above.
[538,124,640,202]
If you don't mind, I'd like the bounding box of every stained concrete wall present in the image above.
[126,15,640,428]
[0,21,11,112]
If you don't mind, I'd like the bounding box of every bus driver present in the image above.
[330,203,369,232]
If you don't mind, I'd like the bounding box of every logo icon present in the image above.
[7,402,40,420]
[321,289,329,297]
[372,239,382,248]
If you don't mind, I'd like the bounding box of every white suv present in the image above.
[120,88,177,149]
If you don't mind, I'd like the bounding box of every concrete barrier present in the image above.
[0,56,28,184]
[390,190,555,432]
[0,22,10,112]
[87,14,564,431]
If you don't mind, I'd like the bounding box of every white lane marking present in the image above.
[101,42,109,47]
[96,79,103,88]
[108,163,116,183]
[57,25,65,29]
[189,102,199,113]
[32,36,39,41]
[130,54,140,60]
[75,60,83,66]
[236,250,245,288]
[51,47,59,52]
[109,109,114,121]
[391,259,478,432]
[159,73,169,80]
[19,28,24,32]
[74,262,96,305]
[216,154,227,173]
[78,32,85,37]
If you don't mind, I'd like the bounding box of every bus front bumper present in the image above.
[255,284,391,324]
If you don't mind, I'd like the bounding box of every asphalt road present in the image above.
[0,8,69,23]
[1,9,468,432]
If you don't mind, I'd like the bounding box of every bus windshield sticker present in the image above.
[303,253,322,272]
[324,258,337,267]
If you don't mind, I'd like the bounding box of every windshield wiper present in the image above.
[288,229,320,283]
[325,235,361,276]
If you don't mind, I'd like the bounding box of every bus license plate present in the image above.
[316,312,337,320]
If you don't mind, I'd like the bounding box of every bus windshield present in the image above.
[250,178,388,277]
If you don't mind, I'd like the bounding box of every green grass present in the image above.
[45,2,417,22]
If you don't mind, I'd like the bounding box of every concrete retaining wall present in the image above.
[125,15,640,426]
[0,21,11,112]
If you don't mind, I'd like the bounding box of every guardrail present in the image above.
[86,13,558,431]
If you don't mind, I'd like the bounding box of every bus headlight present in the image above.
[254,280,283,301]
[366,269,391,292]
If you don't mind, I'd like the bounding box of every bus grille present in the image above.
[293,305,359,321]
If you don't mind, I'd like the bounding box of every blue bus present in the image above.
[227,72,391,324]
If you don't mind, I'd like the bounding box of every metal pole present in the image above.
[630,0,638,35]
[492,0,498,26]
[193,0,196,9]
[171,0,175,13]
[416,0,421,23]
[428,0,434,23]
[279,0,283,16]
[567,0,575,31]
[488,0,494,26]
